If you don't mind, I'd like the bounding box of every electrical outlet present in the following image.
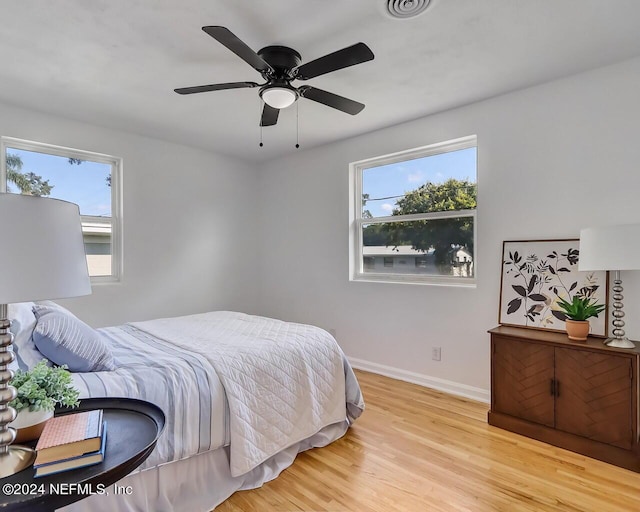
[432,347,442,361]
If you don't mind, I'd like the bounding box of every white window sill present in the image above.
[351,273,477,288]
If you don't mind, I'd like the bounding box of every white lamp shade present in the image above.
[0,194,91,303]
[261,87,297,109]
[579,223,640,271]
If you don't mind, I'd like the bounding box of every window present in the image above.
[1,137,122,282]
[363,257,375,270]
[415,256,428,269]
[350,136,477,285]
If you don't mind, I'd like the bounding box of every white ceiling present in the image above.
[2,0,640,163]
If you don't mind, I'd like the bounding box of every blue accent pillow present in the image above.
[32,304,115,372]
[8,302,50,371]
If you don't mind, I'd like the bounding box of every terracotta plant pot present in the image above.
[8,408,54,443]
[565,319,590,341]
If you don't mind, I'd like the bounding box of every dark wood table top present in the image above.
[0,397,165,512]
[489,325,640,355]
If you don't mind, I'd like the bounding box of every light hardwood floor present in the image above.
[217,370,640,511]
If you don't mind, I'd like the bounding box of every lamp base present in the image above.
[603,337,636,349]
[0,445,36,478]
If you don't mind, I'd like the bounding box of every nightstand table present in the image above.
[0,397,165,512]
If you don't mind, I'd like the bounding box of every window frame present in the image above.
[349,135,477,286]
[0,136,123,283]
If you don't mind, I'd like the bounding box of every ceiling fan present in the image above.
[174,26,374,127]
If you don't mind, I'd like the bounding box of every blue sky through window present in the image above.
[6,147,112,217]
[362,147,477,217]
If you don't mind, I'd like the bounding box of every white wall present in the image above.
[255,57,640,400]
[0,101,259,327]
[5,57,639,400]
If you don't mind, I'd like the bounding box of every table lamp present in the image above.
[579,223,640,349]
[0,194,91,478]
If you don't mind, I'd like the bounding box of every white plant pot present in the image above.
[8,408,54,443]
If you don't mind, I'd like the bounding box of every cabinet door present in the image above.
[555,347,633,449]
[493,337,555,427]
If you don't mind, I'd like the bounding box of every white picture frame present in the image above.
[499,239,608,336]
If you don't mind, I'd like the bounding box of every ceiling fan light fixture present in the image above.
[260,86,298,109]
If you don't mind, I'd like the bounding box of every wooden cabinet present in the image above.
[489,326,639,472]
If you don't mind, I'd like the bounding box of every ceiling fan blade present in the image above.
[260,104,280,126]
[294,42,374,80]
[298,86,365,115]
[202,26,274,74]
[174,81,259,95]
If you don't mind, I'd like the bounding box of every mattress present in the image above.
[71,311,364,474]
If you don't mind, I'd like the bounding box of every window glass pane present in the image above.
[362,217,474,278]
[362,147,477,218]
[5,147,113,277]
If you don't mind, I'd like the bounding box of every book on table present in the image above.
[34,424,107,477]
[34,409,104,466]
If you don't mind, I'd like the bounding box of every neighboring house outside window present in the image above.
[349,135,477,286]
[1,137,122,282]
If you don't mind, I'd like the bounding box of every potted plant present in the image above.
[555,295,606,341]
[8,360,80,442]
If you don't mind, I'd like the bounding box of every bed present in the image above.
[7,303,364,512]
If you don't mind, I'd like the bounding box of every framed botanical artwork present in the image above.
[499,239,609,336]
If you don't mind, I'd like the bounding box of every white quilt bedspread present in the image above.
[131,311,348,477]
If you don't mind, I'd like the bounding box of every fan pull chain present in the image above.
[295,101,300,149]
[259,99,264,147]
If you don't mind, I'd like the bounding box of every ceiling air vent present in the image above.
[384,0,431,19]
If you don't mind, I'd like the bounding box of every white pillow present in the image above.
[7,302,49,371]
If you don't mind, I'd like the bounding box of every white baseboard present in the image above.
[348,356,490,404]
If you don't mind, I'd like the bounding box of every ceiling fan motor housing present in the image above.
[257,46,302,79]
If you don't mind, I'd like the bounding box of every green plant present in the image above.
[9,361,80,412]
[555,295,606,321]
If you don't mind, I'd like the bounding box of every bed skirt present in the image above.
[62,419,350,512]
